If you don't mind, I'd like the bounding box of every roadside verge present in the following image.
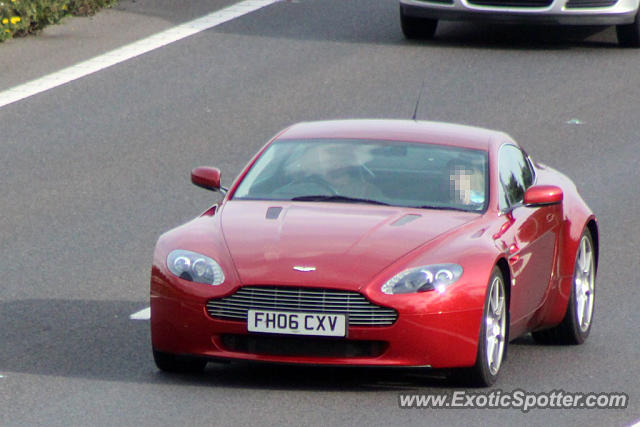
[1,0,118,42]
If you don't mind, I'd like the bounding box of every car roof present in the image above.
[277,119,511,151]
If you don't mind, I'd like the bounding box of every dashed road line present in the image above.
[130,307,151,320]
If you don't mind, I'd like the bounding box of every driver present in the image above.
[447,158,485,207]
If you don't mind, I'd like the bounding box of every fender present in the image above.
[365,215,503,315]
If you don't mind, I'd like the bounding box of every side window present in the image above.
[522,155,535,188]
[498,145,534,210]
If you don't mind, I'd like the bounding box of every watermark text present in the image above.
[398,389,629,413]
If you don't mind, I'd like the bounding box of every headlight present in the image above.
[167,250,225,285]
[381,264,463,295]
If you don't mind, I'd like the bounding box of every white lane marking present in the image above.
[0,0,279,109]
[631,420,640,427]
[130,307,151,320]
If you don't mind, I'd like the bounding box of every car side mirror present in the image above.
[191,167,221,192]
[524,185,563,207]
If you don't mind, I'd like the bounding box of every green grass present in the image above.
[1,0,117,42]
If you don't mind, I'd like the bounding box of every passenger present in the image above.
[291,143,382,200]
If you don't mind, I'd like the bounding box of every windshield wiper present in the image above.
[290,195,390,206]
[413,204,478,212]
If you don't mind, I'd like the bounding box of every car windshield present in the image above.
[232,138,488,212]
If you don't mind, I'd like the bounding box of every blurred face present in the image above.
[449,165,473,204]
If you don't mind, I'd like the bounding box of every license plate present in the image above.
[247,309,346,337]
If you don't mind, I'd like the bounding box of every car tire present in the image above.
[532,229,596,345]
[153,350,208,373]
[452,267,507,387]
[616,11,640,47]
[400,6,438,40]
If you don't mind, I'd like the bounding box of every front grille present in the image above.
[417,0,455,4]
[221,334,387,358]
[467,0,552,6]
[206,286,398,326]
[565,0,617,7]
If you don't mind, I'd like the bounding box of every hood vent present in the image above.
[391,214,421,227]
[265,206,283,220]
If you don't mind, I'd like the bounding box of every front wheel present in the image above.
[452,267,507,387]
[616,11,640,47]
[400,6,438,40]
[532,229,596,345]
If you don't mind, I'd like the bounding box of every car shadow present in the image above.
[0,298,461,391]
[417,22,618,50]
[173,362,456,391]
[510,334,538,345]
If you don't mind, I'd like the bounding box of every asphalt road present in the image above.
[1,0,639,425]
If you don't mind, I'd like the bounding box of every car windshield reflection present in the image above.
[232,139,488,212]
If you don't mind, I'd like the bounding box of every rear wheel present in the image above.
[616,11,640,47]
[153,350,207,373]
[452,267,507,387]
[532,229,595,345]
[400,6,438,40]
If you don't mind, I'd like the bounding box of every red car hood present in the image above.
[220,201,477,290]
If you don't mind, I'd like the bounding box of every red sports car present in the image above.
[150,120,598,386]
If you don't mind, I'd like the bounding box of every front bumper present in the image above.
[400,0,638,25]
[150,281,485,369]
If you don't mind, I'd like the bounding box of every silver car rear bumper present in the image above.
[400,0,638,25]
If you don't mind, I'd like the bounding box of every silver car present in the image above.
[400,0,640,46]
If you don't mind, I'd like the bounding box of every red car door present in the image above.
[494,145,560,326]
